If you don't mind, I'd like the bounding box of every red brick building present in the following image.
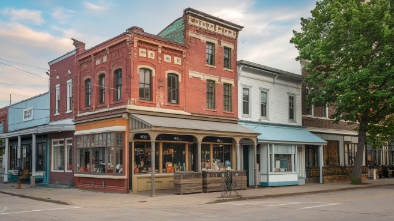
[71,8,257,193]
[300,63,362,175]
[47,50,76,186]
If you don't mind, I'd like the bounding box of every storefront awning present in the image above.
[240,121,327,145]
[131,114,258,137]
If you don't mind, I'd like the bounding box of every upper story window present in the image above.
[306,88,314,116]
[243,88,250,115]
[114,69,122,101]
[167,73,178,104]
[23,107,33,121]
[55,84,60,114]
[66,79,72,112]
[261,90,268,118]
[206,80,215,109]
[223,83,232,112]
[223,47,231,69]
[289,95,295,120]
[322,104,328,118]
[206,42,215,65]
[139,68,152,101]
[99,74,105,104]
[85,79,91,107]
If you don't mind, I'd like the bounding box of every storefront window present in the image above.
[52,139,65,171]
[305,145,318,168]
[212,144,231,171]
[76,132,123,175]
[201,144,211,170]
[36,143,46,171]
[324,141,339,166]
[269,144,295,173]
[134,142,159,174]
[163,143,185,172]
[345,143,357,166]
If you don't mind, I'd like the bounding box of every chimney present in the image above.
[71,38,86,53]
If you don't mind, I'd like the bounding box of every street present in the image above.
[1,185,393,221]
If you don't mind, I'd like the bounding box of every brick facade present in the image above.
[49,51,76,122]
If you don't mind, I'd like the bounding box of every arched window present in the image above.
[114,69,122,100]
[99,74,105,104]
[85,79,91,107]
[167,73,178,104]
[139,68,152,100]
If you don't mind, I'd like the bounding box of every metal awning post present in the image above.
[151,139,156,197]
[319,145,323,184]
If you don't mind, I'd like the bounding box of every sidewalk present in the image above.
[1,178,394,208]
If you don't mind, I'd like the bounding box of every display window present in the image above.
[269,144,296,173]
[76,132,123,175]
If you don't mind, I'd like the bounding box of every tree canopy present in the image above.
[291,0,394,183]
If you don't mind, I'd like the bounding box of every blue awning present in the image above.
[240,122,327,145]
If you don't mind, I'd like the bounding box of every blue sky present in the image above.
[0,0,317,108]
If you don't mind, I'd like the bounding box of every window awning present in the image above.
[131,114,259,138]
[240,121,327,145]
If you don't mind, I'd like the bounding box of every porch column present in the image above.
[319,145,323,184]
[234,138,240,170]
[18,136,21,168]
[3,138,9,183]
[31,134,36,185]
[150,139,156,197]
[197,141,202,172]
[254,142,258,188]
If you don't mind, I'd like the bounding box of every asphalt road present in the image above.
[1,185,393,221]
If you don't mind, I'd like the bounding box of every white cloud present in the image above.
[1,8,43,25]
[84,2,106,12]
[51,8,76,24]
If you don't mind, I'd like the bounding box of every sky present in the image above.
[0,0,318,108]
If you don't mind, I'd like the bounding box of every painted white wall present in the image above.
[238,67,302,126]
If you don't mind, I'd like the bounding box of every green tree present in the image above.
[291,0,394,184]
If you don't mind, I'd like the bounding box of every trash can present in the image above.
[373,169,377,180]
[368,169,377,180]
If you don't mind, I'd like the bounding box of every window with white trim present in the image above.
[269,144,296,173]
[66,138,73,171]
[52,138,73,172]
[260,90,268,118]
[322,104,328,118]
[52,139,65,171]
[289,94,295,121]
[55,84,60,114]
[23,107,33,121]
[243,88,250,115]
[66,79,72,112]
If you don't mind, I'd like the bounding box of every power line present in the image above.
[0,57,48,71]
[0,62,48,81]
[0,82,48,87]
[0,91,35,98]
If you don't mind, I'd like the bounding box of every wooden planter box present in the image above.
[174,172,202,194]
[202,170,247,193]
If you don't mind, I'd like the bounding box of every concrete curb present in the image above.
[0,190,70,205]
[211,183,394,204]
[1,182,393,206]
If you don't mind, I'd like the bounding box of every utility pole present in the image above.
[9,94,11,105]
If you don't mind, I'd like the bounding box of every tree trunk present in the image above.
[352,120,367,184]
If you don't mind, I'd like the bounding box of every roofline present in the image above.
[158,17,183,36]
[238,60,302,80]
[76,32,128,58]
[48,50,76,66]
[9,92,49,107]
[185,7,243,31]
